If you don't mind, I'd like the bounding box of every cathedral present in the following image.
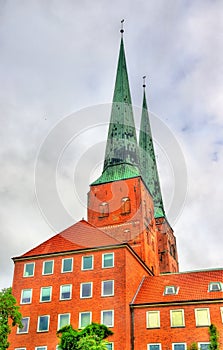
[9,28,223,350]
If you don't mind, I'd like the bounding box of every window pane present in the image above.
[149,345,160,350]
[24,263,34,277]
[196,309,210,326]
[147,311,160,328]
[199,344,210,350]
[21,289,32,303]
[82,256,93,270]
[102,281,114,296]
[41,287,51,302]
[81,283,92,298]
[106,344,113,350]
[80,312,91,328]
[35,347,47,350]
[61,285,71,299]
[18,317,29,333]
[38,316,49,332]
[43,261,53,274]
[58,314,70,329]
[103,253,114,268]
[102,310,113,327]
[171,310,184,327]
[173,344,186,350]
[62,258,73,272]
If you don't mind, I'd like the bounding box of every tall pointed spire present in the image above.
[139,78,165,217]
[92,21,140,185]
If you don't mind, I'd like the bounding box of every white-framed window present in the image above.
[106,343,114,350]
[42,260,54,275]
[20,289,32,304]
[17,317,30,334]
[80,282,92,298]
[102,253,114,268]
[198,343,210,350]
[170,309,185,327]
[164,286,178,295]
[60,284,72,300]
[35,347,47,350]
[82,255,93,270]
[58,313,70,330]
[15,348,26,350]
[220,307,223,322]
[195,308,210,327]
[62,258,73,273]
[23,262,35,277]
[40,286,52,302]
[146,311,160,328]
[79,311,92,328]
[147,344,161,350]
[37,315,50,332]
[208,282,222,292]
[102,280,114,297]
[101,310,114,327]
[172,343,187,350]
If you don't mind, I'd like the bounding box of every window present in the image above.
[102,253,114,268]
[121,197,131,214]
[15,348,26,350]
[37,315,50,332]
[164,286,178,295]
[220,307,223,322]
[62,258,73,273]
[17,317,29,334]
[60,284,72,300]
[21,289,32,304]
[35,347,47,350]
[42,260,54,275]
[101,310,114,327]
[80,282,92,298]
[195,308,210,326]
[82,255,93,270]
[146,311,160,328]
[172,343,186,350]
[99,202,109,218]
[23,262,35,277]
[170,310,185,327]
[40,286,52,302]
[102,280,114,297]
[58,313,70,330]
[106,343,114,350]
[147,344,161,350]
[209,282,222,292]
[198,343,210,350]
[79,312,92,328]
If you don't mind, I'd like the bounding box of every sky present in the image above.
[0,0,223,290]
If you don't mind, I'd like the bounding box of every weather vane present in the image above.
[120,19,124,36]
[143,75,146,88]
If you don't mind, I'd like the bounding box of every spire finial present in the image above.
[143,75,146,89]
[120,19,124,37]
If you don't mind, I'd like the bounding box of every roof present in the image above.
[17,220,120,258]
[133,269,223,305]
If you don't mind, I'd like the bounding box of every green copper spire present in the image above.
[92,28,140,185]
[139,80,165,218]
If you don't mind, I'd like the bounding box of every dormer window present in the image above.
[99,202,109,218]
[121,197,131,215]
[209,282,222,292]
[164,286,178,295]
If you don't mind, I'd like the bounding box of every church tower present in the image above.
[88,27,178,274]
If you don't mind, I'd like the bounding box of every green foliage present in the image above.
[0,287,22,350]
[209,324,219,350]
[57,322,113,350]
[189,343,198,350]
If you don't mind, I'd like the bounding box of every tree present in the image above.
[0,287,23,350]
[209,324,219,350]
[57,322,113,350]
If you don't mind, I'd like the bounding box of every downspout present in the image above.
[130,305,135,350]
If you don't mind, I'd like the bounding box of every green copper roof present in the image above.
[92,37,140,185]
[139,89,165,218]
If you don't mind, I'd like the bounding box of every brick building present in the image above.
[9,30,223,350]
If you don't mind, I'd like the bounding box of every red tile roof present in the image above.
[20,220,120,258]
[133,269,223,304]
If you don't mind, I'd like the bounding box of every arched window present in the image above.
[121,197,131,215]
[99,202,109,218]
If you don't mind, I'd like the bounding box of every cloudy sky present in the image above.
[0,0,223,290]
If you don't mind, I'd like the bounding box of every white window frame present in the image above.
[172,343,187,350]
[37,315,50,332]
[15,348,26,350]
[17,317,30,334]
[146,310,160,328]
[198,343,210,350]
[20,289,32,304]
[220,307,223,322]
[79,311,92,329]
[102,280,114,297]
[102,252,114,268]
[42,260,54,275]
[61,257,73,273]
[208,282,222,292]
[164,286,178,295]
[195,308,211,327]
[23,262,35,277]
[35,347,47,350]
[60,284,72,300]
[106,343,114,350]
[82,255,94,270]
[147,344,162,350]
[80,282,93,299]
[101,310,114,327]
[40,286,52,302]
[58,313,71,330]
[170,309,185,327]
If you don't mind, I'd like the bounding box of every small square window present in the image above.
[195,308,210,327]
[35,347,47,350]
[80,282,92,298]
[101,310,114,327]
[147,344,161,350]
[82,256,93,270]
[62,258,73,273]
[37,315,50,332]
[79,312,92,328]
[21,289,32,304]
[17,317,29,334]
[164,286,178,295]
[23,263,35,277]
[102,253,114,268]
[170,310,185,327]
[58,313,70,330]
[60,284,72,300]
[106,343,114,350]
[209,282,222,292]
[42,260,54,275]
[40,287,52,302]
[146,311,160,328]
[172,343,186,350]
[198,343,210,350]
[102,280,114,297]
